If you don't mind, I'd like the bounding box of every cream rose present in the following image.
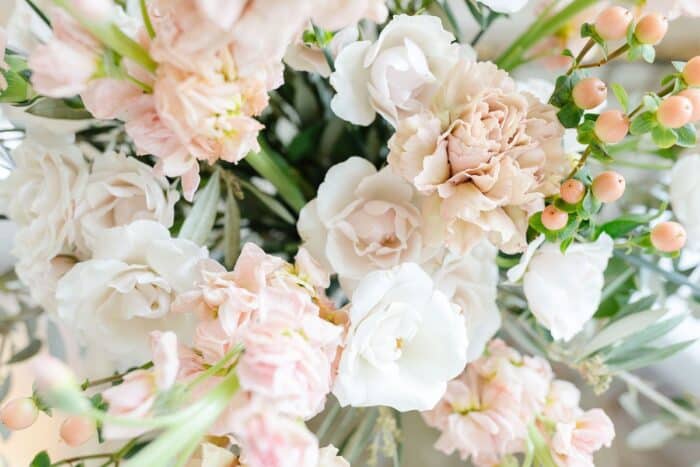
[333,263,468,411]
[670,154,700,249]
[507,234,614,341]
[56,220,208,368]
[312,0,388,31]
[425,241,500,362]
[298,157,436,293]
[389,60,566,254]
[330,14,469,127]
[75,151,178,254]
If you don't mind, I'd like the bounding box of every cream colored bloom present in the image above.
[670,154,700,249]
[75,152,178,254]
[56,220,207,368]
[330,14,470,127]
[508,234,614,341]
[318,445,349,467]
[389,60,566,254]
[298,157,436,293]
[312,0,388,30]
[284,27,358,78]
[333,263,468,411]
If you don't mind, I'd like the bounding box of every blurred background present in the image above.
[1,0,700,465]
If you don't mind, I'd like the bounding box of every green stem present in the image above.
[614,250,700,298]
[81,363,153,390]
[139,0,155,39]
[341,408,379,463]
[496,0,598,71]
[245,142,307,213]
[25,0,51,26]
[185,344,243,392]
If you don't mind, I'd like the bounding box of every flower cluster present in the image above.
[423,339,615,467]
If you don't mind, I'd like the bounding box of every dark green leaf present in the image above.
[7,339,41,364]
[597,209,662,238]
[238,178,295,224]
[589,144,613,162]
[576,118,598,145]
[557,103,584,128]
[651,125,678,149]
[580,23,608,56]
[223,185,241,269]
[629,111,658,135]
[610,83,629,113]
[30,451,51,467]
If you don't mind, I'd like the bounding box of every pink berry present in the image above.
[560,179,586,204]
[0,398,39,431]
[594,110,630,144]
[635,13,668,45]
[60,415,95,447]
[595,6,633,41]
[541,205,569,231]
[592,171,626,203]
[679,89,700,122]
[683,56,700,87]
[651,221,687,252]
[657,95,693,129]
[573,77,608,110]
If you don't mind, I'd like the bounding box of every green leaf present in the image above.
[24,97,93,120]
[589,143,614,162]
[0,373,11,403]
[628,44,643,61]
[576,118,598,145]
[580,23,608,56]
[630,111,658,135]
[674,124,697,148]
[177,171,221,246]
[640,44,656,63]
[610,83,629,113]
[651,125,678,149]
[578,189,601,220]
[527,425,558,467]
[7,339,41,364]
[643,94,662,111]
[237,178,295,225]
[672,60,686,72]
[597,209,663,239]
[606,340,696,371]
[557,103,584,128]
[223,185,241,269]
[30,451,51,467]
[245,143,306,213]
[0,69,31,103]
[603,313,687,361]
[578,307,666,358]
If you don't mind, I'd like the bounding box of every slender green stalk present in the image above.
[614,251,700,298]
[496,0,598,71]
[185,344,243,392]
[25,0,51,26]
[140,0,156,39]
[245,142,307,213]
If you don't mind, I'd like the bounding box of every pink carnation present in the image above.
[550,409,615,467]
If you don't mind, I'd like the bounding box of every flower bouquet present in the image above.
[1,0,699,466]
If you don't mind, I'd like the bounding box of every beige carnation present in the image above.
[389,60,567,254]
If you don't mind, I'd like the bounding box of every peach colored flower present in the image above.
[389,60,566,254]
[81,78,144,120]
[550,409,615,467]
[102,331,179,439]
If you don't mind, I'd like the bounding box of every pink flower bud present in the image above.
[560,179,586,204]
[541,205,569,231]
[31,355,89,414]
[592,171,626,203]
[657,95,693,129]
[651,221,687,252]
[683,56,700,87]
[60,415,95,447]
[635,13,668,45]
[0,398,39,431]
[594,110,629,144]
[595,6,632,41]
[573,77,607,110]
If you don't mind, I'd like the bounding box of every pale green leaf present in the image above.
[178,171,221,246]
[578,307,666,358]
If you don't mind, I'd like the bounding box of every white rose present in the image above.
[426,241,500,362]
[670,154,700,249]
[56,220,207,368]
[333,263,468,411]
[75,152,178,254]
[479,0,529,13]
[508,234,614,341]
[330,14,471,127]
[298,157,436,293]
[0,137,88,261]
[312,0,389,31]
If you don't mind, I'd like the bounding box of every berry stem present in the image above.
[578,43,630,69]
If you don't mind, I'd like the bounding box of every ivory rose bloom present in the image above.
[330,14,468,127]
[425,241,500,362]
[102,331,180,439]
[298,157,435,293]
[75,152,178,254]
[333,263,468,411]
[389,60,566,254]
[670,154,700,249]
[507,234,614,341]
[312,0,389,30]
[56,220,207,368]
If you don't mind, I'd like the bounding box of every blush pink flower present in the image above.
[101,331,179,439]
[550,409,615,467]
[389,60,567,254]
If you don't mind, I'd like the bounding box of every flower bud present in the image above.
[657,95,693,129]
[635,13,668,45]
[651,221,687,252]
[573,77,607,110]
[683,56,700,87]
[60,415,95,447]
[31,355,90,414]
[595,6,632,41]
[560,179,586,204]
[0,398,39,431]
[541,205,569,231]
[594,110,629,144]
[678,89,700,122]
[70,0,113,23]
[592,171,626,203]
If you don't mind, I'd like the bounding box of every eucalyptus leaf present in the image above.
[24,98,93,120]
[7,338,41,364]
[578,307,666,358]
[178,171,221,246]
[607,339,696,371]
[238,178,295,224]
[603,313,687,361]
[223,186,241,269]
